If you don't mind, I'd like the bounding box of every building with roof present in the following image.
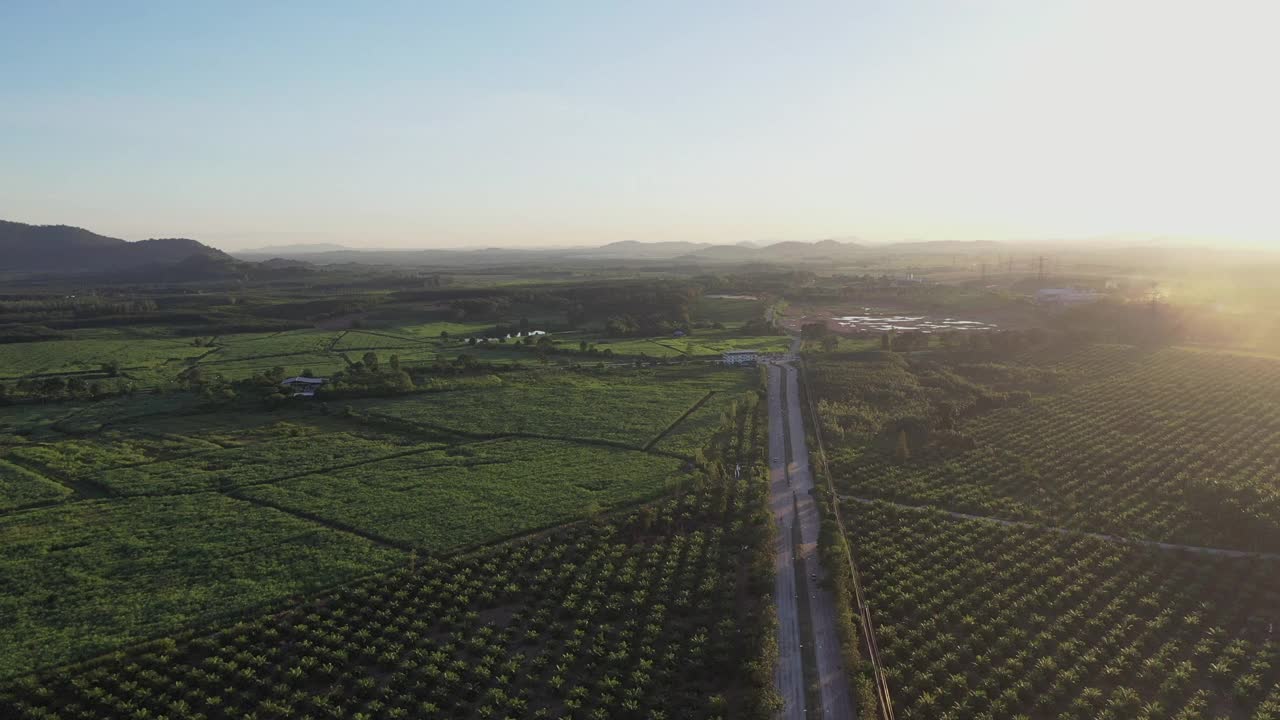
[280,376,326,397]
[722,349,759,366]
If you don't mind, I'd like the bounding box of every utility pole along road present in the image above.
[768,347,853,719]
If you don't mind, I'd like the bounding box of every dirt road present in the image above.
[769,359,853,719]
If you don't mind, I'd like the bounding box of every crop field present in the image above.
[0,458,71,509]
[0,338,210,379]
[0,393,206,439]
[844,501,1280,719]
[587,331,789,360]
[0,363,750,688]
[207,330,340,358]
[691,294,766,324]
[237,437,686,551]
[819,345,1280,552]
[353,367,755,449]
[0,493,402,678]
[1,382,777,720]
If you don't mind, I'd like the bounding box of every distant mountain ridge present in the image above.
[244,242,353,254]
[0,220,231,273]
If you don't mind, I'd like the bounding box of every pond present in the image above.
[833,312,996,333]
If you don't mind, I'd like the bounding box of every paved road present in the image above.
[769,363,807,719]
[769,358,854,719]
[841,495,1280,561]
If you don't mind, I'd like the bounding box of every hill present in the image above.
[0,220,231,273]
[240,242,353,255]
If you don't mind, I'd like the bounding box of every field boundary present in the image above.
[3,453,114,500]
[361,409,691,460]
[642,390,717,451]
[228,491,412,550]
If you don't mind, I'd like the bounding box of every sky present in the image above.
[2,1,1278,251]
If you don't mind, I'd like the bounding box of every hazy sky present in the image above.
[2,1,1277,250]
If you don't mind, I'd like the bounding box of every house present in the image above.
[722,349,758,366]
[280,376,326,397]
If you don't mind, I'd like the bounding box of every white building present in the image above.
[722,349,759,366]
[280,376,326,397]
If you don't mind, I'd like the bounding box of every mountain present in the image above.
[241,242,353,255]
[568,240,716,259]
[0,220,231,273]
[679,238,865,263]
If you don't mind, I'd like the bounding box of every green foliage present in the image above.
[847,501,1280,719]
[239,438,685,551]
[0,400,778,719]
[0,459,71,509]
[353,367,750,450]
[822,345,1280,552]
[0,494,401,679]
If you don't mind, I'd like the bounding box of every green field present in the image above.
[1,391,777,720]
[0,364,745,681]
[239,437,685,550]
[0,338,210,380]
[0,493,402,678]
[352,367,754,449]
[0,459,71,509]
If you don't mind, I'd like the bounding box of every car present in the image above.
[809,572,817,581]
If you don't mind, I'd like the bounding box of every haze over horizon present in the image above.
[3,1,1277,251]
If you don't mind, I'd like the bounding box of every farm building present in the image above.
[280,376,326,397]
[722,349,758,366]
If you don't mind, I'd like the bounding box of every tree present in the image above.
[894,429,911,462]
[389,355,401,372]
[392,370,414,392]
[439,330,449,339]
[362,352,379,371]
[101,360,122,377]
[302,368,315,378]
[182,367,205,388]
[881,332,891,350]
[821,335,839,352]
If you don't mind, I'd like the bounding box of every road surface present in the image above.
[769,357,854,719]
